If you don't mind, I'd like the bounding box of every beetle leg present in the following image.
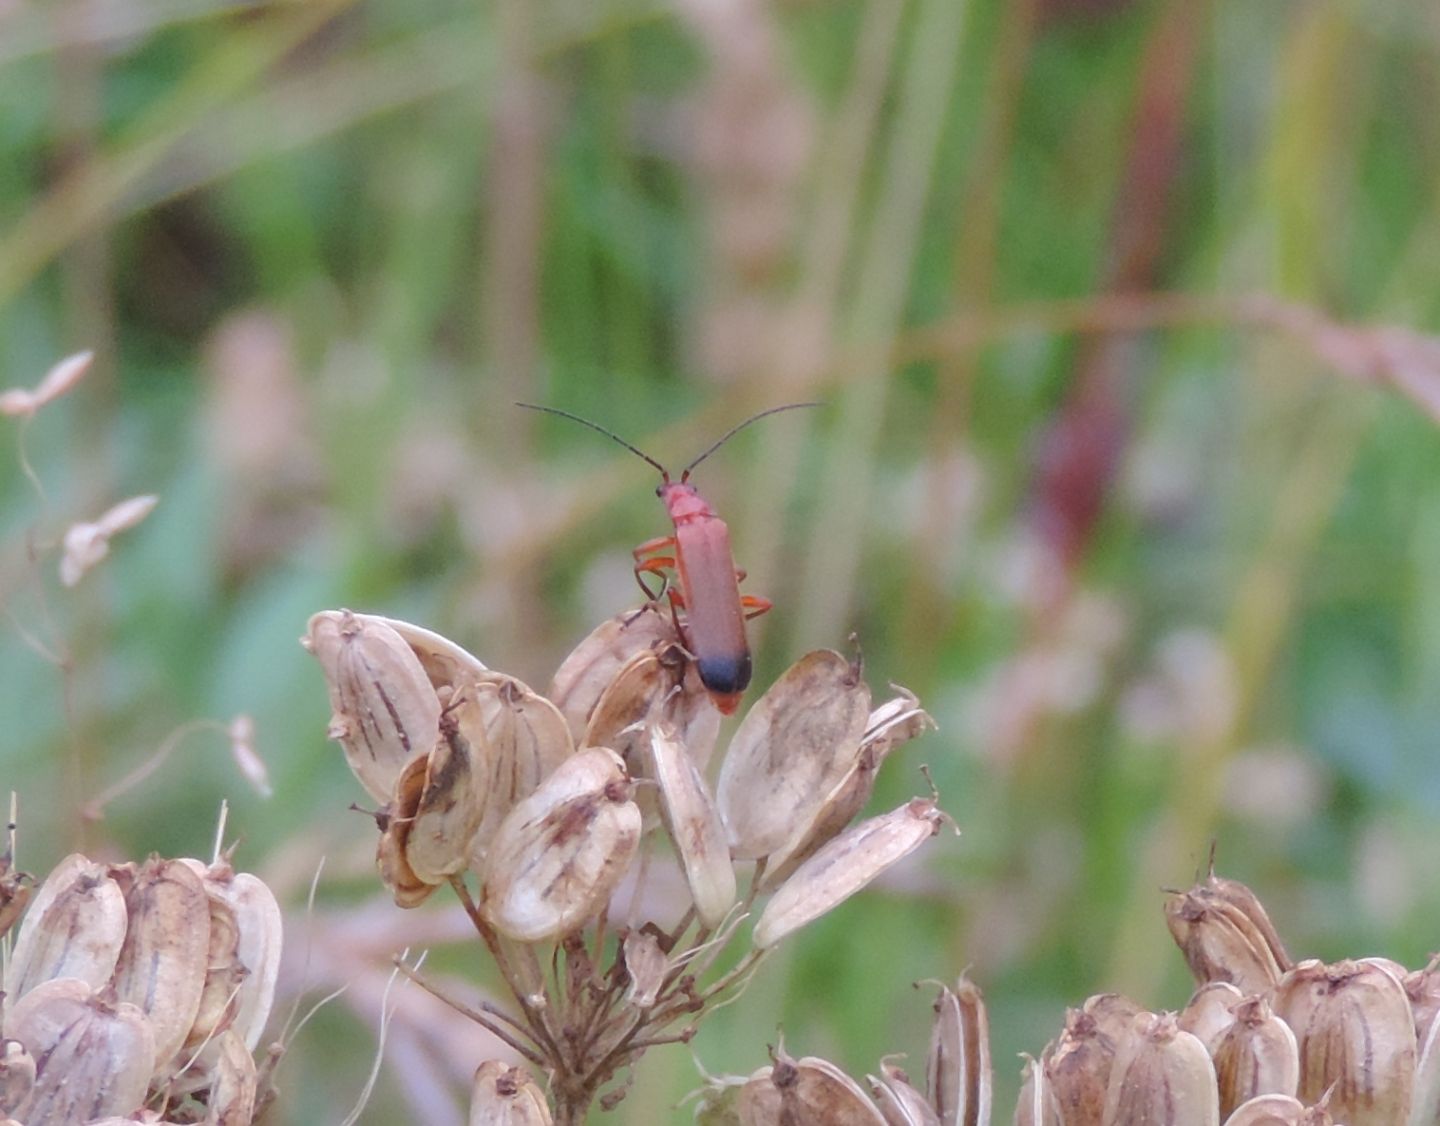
[633,535,677,561]
[739,593,772,621]
[634,554,677,603]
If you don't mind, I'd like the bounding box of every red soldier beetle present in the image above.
[518,402,818,715]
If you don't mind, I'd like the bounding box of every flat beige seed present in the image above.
[739,1053,887,1126]
[4,978,155,1125]
[110,857,212,1068]
[868,1059,940,1126]
[377,756,439,907]
[1165,873,1290,996]
[621,930,667,1010]
[480,748,641,943]
[1412,1004,1440,1126]
[549,604,682,743]
[4,852,127,1001]
[457,676,574,862]
[753,798,947,950]
[1014,1054,1062,1126]
[177,877,245,1059]
[1100,1011,1218,1126]
[304,610,442,803]
[718,649,871,861]
[406,719,485,883]
[468,1059,554,1125]
[648,723,736,929]
[204,1028,258,1126]
[1178,981,1243,1053]
[926,976,992,1126]
[1212,995,1299,1117]
[205,869,283,1052]
[1271,958,1416,1126]
[1406,954,1440,1048]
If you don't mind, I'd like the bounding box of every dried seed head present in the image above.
[4,978,155,1124]
[59,494,158,587]
[621,929,667,1010]
[549,604,682,742]
[1164,872,1291,995]
[110,856,213,1068]
[0,349,92,417]
[1100,1011,1219,1126]
[480,748,642,942]
[1270,958,1416,1126]
[648,723,736,929]
[1222,1094,1308,1125]
[204,1027,258,1125]
[1212,995,1299,1118]
[752,797,948,950]
[868,1058,940,1126]
[3,852,127,1001]
[1413,1002,1440,1126]
[718,649,872,861]
[305,610,443,803]
[1178,981,1243,1054]
[196,865,283,1052]
[468,1060,553,1125]
[739,1050,887,1126]
[0,1040,35,1120]
[175,873,246,1060]
[926,976,992,1126]
[862,688,936,760]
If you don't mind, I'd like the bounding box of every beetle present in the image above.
[518,402,817,714]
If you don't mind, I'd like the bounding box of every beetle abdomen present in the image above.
[696,651,752,696]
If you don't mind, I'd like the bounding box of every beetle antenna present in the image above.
[680,402,821,479]
[516,403,669,477]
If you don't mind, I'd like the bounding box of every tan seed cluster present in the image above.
[0,852,282,1125]
[303,603,944,1120]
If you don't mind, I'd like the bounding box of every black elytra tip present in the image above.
[696,651,752,695]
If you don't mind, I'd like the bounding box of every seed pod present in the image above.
[4,978,155,1124]
[549,604,682,742]
[1045,1003,1139,1126]
[1013,1054,1061,1126]
[305,610,443,802]
[868,1058,940,1126]
[1100,1011,1219,1126]
[468,1060,553,1125]
[752,798,948,950]
[621,929,667,1010]
[862,688,936,760]
[1178,982,1243,1054]
[204,1028,258,1126]
[200,867,283,1052]
[926,976,992,1126]
[1271,958,1416,1126]
[367,614,489,693]
[739,1050,887,1126]
[693,1072,748,1126]
[718,649,872,861]
[1222,1094,1308,1125]
[1164,872,1291,996]
[1212,995,1299,1117]
[376,757,438,908]
[110,856,213,1067]
[648,723,736,929]
[459,676,575,859]
[585,644,720,816]
[405,713,486,883]
[480,748,641,942]
[4,852,127,1001]
[175,873,245,1059]
[0,1040,34,1119]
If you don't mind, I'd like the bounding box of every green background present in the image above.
[2,0,1438,1121]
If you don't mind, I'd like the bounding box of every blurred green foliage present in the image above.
[2,0,1439,1121]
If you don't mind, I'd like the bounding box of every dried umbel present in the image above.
[304,605,945,1123]
[0,850,282,1124]
[1011,870,1440,1126]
